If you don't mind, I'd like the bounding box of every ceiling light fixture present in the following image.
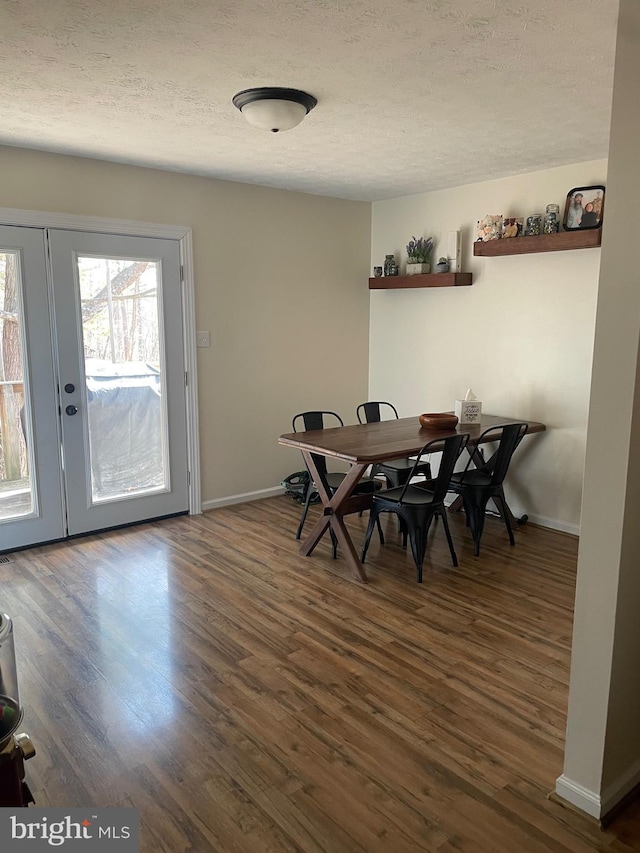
[232,87,317,133]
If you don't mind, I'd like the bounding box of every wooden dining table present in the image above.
[278,413,546,583]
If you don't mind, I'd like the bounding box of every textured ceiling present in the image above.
[0,0,620,201]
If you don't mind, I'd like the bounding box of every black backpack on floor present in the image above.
[280,471,319,504]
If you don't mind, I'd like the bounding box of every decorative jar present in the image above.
[525,214,543,236]
[383,254,396,276]
[544,204,560,234]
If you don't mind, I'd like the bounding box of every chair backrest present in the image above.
[397,432,470,504]
[292,411,344,482]
[356,401,399,424]
[460,422,528,487]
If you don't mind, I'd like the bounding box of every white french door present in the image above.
[0,226,189,551]
[0,226,65,548]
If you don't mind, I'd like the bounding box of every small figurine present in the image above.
[476,215,503,241]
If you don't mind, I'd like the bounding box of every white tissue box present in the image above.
[455,399,482,424]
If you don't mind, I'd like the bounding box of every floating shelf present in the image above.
[473,229,602,257]
[369,272,473,290]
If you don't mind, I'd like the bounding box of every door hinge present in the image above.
[187,471,191,486]
[185,371,188,387]
[180,264,184,282]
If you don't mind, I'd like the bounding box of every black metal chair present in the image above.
[448,422,528,556]
[361,432,469,582]
[292,411,383,556]
[356,401,432,488]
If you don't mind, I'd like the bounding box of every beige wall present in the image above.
[370,160,606,532]
[0,145,371,503]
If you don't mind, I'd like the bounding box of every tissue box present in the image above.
[455,399,482,424]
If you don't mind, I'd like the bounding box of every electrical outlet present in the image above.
[196,331,210,348]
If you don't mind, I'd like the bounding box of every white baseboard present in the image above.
[204,489,579,535]
[442,497,580,537]
[512,510,579,537]
[555,775,601,818]
[556,758,640,820]
[202,486,283,512]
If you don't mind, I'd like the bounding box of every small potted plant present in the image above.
[405,236,433,275]
[435,257,450,273]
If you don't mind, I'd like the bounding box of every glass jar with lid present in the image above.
[525,214,543,236]
[383,254,396,276]
[544,204,560,234]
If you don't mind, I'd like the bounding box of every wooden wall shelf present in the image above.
[473,229,602,257]
[369,272,472,290]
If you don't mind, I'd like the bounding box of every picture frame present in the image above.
[502,217,523,238]
[563,185,605,231]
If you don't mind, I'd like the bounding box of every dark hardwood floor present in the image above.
[2,497,640,851]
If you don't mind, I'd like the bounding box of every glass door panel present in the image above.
[78,256,168,503]
[0,250,31,520]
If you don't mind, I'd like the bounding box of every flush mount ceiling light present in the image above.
[232,87,317,133]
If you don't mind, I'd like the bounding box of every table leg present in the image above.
[298,457,370,583]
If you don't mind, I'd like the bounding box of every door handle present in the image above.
[65,405,78,416]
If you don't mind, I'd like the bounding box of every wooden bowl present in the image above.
[419,412,459,430]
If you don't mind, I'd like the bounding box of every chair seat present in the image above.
[377,457,424,472]
[325,472,382,493]
[373,484,438,506]
[373,458,432,491]
[450,469,492,488]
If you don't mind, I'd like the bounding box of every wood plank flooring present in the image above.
[3,497,640,851]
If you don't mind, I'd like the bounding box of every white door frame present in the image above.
[0,206,201,516]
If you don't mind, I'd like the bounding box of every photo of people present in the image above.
[563,186,605,230]
[580,202,599,228]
